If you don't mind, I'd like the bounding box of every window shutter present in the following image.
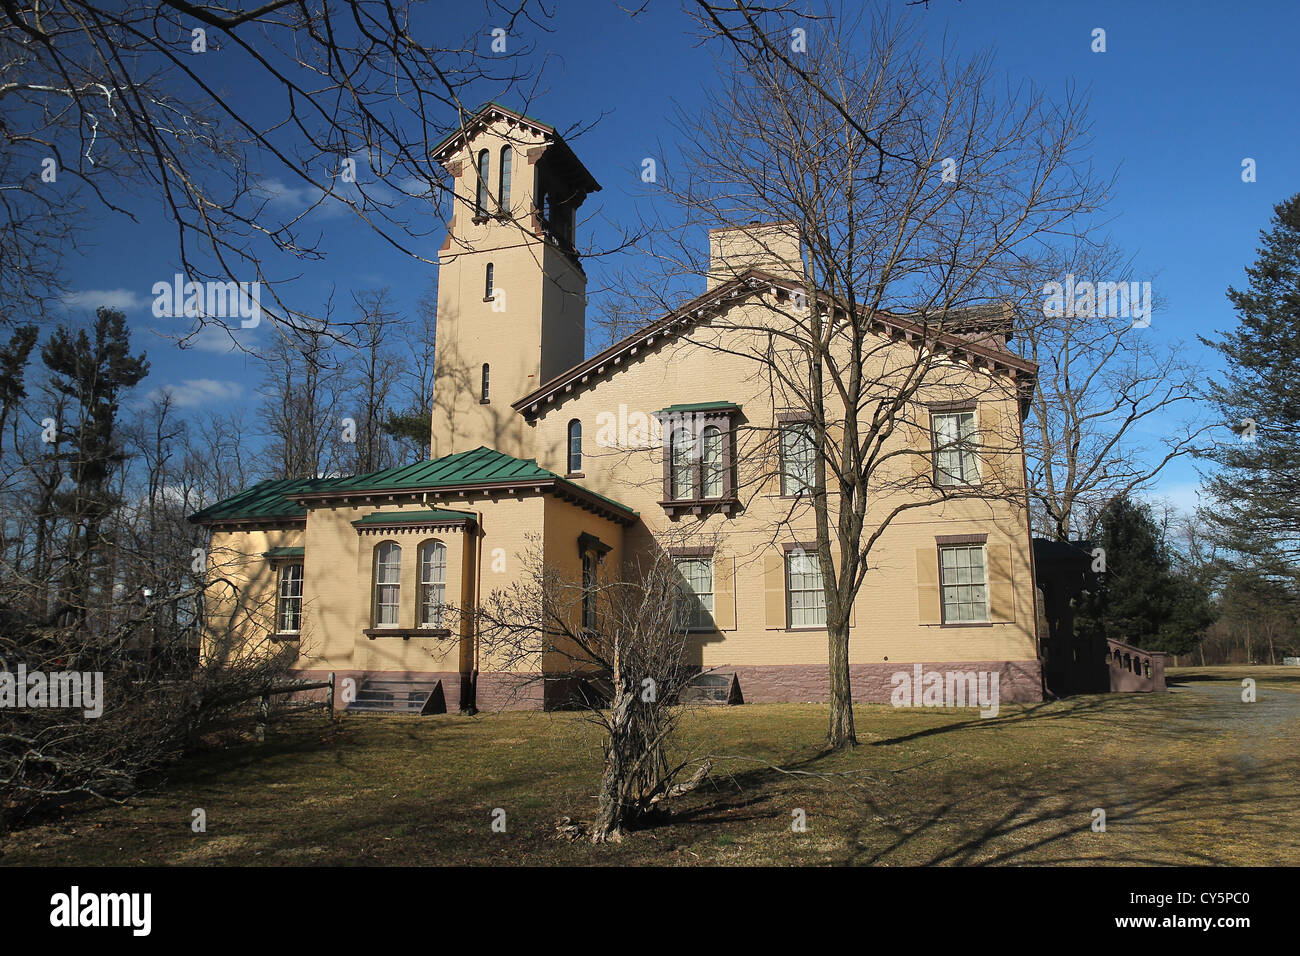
[910,417,935,484]
[714,554,736,631]
[764,553,786,629]
[987,543,1015,622]
[916,548,941,625]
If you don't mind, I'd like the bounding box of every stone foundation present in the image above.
[294,659,1043,712]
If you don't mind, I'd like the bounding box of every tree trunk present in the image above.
[826,620,856,749]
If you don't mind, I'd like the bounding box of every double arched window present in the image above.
[567,419,582,474]
[373,542,402,627]
[475,149,490,217]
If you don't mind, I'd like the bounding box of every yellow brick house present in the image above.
[191,103,1042,712]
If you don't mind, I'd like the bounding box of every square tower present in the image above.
[428,104,600,459]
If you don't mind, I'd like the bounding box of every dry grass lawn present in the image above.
[2,665,1297,866]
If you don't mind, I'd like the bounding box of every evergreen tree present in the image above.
[1200,192,1300,582]
[41,307,149,625]
[1076,495,1214,655]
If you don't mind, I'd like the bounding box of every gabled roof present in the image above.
[430,102,601,194]
[190,447,638,528]
[513,269,1037,420]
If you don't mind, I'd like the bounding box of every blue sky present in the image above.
[55,0,1299,512]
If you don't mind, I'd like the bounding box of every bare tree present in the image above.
[475,539,710,843]
[1020,243,1210,541]
[619,7,1108,749]
[0,0,556,333]
[341,288,403,474]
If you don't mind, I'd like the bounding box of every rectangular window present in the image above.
[673,557,714,630]
[939,544,989,623]
[932,410,979,486]
[277,562,303,634]
[780,421,816,496]
[785,550,826,627]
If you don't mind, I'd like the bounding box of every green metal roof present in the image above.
[191,447,638,524]
[189,478,315,524]
[262,546,305,558]
[654,402,742,415]
[352,509,476,526]
[299,446,554,494]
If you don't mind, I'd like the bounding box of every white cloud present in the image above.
[62,288,149,312]
[146,378,243,408]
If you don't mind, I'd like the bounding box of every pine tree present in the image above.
[41,307,149,626]
[1200,193,1300,581]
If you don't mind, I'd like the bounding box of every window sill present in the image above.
[270,632,301,642]
[471,215,491,225]
[937,621,994,628]
[482,296,495,302]
[479,398,491,404]
[567,471,585,479]
[659,496,740,519]
[785,626,826,632]
[364,627,452,640]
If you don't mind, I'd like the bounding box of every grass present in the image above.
[3,666,1298,866]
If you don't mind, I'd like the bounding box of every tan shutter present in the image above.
[713,554,736,631]
[916,547,941,625]
[987,543,1015,623]
[764,553,787,629]
[911,415,935,484]
[979,405,1020,494]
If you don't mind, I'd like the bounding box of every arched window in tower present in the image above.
[475,149,490,217]
[567,419,582,474]
[701,425,723,497]
[498,146,511,214]
[481,363,490,403]
[485,262,494,300]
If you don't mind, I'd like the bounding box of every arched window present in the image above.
[418,541,447,628]
[475,148,490,216]
[670,428,695,500]
[567,419,582,474]
[701,425,723,498]
[373,542,402,627]
[485,262,494,299]
[498,145,512,213]
[481,363,490,403]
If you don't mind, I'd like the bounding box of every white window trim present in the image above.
[932,409,982,487]
[938,543,990,624]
